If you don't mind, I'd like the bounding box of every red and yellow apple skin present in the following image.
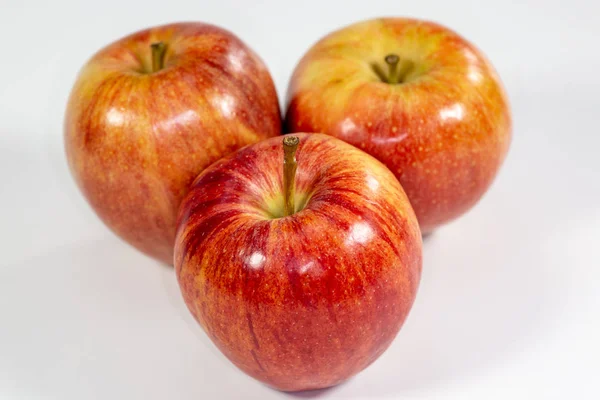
[175,133,422,391]
[285,18,511,234]
[64,22,281,264]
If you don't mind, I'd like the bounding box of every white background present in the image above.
[1,0,599,399]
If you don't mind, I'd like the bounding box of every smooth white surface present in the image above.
[1,0,599,398]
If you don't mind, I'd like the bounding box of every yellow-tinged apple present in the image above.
[285,18,511,233]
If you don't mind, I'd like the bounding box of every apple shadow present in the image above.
[283,380,348,399]
[421,231,435,242]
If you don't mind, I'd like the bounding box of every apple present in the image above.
[285,18,512,234]
[64,22,281,264]
[175,133,422,391]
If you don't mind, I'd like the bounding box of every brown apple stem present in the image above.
[283,136,299,217]
[151,42,167,72]
[385,54,400,84]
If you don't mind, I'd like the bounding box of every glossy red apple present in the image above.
[65,22,281,264]
[285,18,511,234]
[175,133,422,391]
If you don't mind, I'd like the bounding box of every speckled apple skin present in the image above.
[65,22,281,264]
[175,133,422,391]
[285,18,511,233]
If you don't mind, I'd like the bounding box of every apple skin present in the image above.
[175,133,422,391]
[64,22,281,264]
[285,18,511,234]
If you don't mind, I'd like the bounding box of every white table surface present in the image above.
[1,0,599,398]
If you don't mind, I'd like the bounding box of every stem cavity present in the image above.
[372,53,414,84]
[283,136,299,217]
[151,42,167,72]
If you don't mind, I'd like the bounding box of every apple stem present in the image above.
[373,54,415,84]
[151,42,167,72]
[283,136,299,217]
[385,54,400,84]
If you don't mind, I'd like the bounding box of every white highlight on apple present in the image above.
[372,133,408,145]
[463,48,483,84]
[439,103,465,122]
[159,109,198,131]
[247,251,266,269]
[468,69,483,84]
[463,48,478,62]
[340,117,357,134]
[345,222,374,246]
[298,261,315,275]
[212,93,236,119]
[366,174,380,192]
[106,107,126,127]
[227,50,246,73]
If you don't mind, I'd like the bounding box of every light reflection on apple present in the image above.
[105,107,127,127]
[246,251,266,270]
[158,109,199,131]
[439,103,465,122]
[345,221,374,246]
[211,93,236,119]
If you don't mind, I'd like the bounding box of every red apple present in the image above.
[285,18,511,234]
[64,22,281,264]
[175,133,422,391]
